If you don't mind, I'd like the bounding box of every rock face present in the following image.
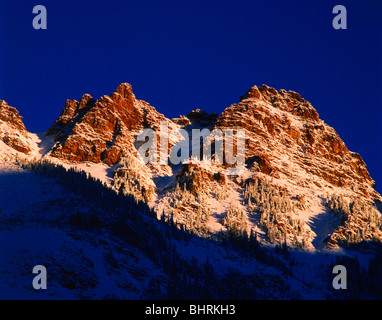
[0,100,31,154]
[47,83,172,165]
[215,84,380,201]
[176,162,216,196]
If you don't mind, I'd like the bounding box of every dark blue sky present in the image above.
[1,0,381,191]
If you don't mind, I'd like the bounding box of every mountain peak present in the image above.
[115,82,134,99]
[217,84,379,201]
[0,100,27,131]
[0,100,31,154]
[46,83,171,165]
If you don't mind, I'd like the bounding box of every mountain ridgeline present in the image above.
[1,83,381,250]
[2,83,382,299]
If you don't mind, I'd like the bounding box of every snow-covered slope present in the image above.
[0,162,167,299]
[0,162,308,299]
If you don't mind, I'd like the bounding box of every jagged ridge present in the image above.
[1,83,381,250]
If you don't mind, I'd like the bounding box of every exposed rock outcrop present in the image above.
[215,84,380,201]
[0,100,31,154]
[46,83,174,165]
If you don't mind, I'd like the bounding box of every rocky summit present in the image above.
[46,83,171,165]
[0,100,32,155]
[216,84,379,200]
